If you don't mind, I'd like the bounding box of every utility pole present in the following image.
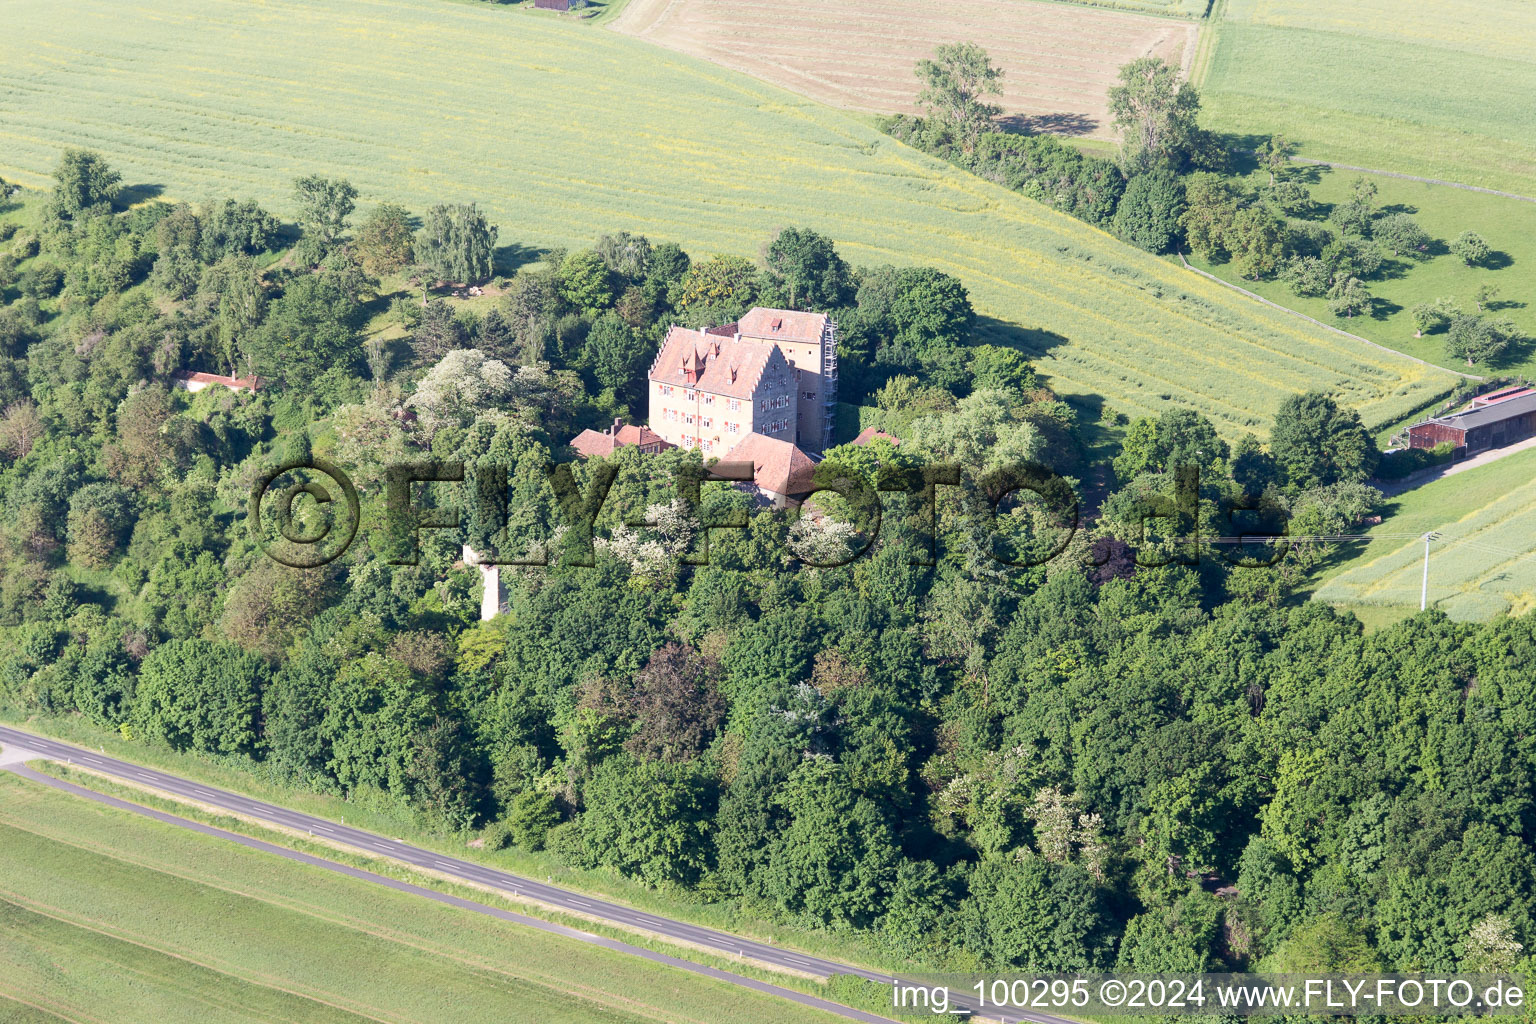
[1421,531,1441,611]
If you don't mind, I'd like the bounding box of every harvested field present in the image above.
[613,0,1197,139]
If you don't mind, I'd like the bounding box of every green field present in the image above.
[0,0,1453,435]
[1198,0,1536,193]
[1186,166,1536,377]
[0,772,851,1024]
[1313,447,1536,622]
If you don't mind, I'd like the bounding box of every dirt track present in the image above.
[613,0,1196,139]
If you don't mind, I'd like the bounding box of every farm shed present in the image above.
[1408,388,1536,456]
[534,0,571,9]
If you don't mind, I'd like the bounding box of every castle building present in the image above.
[647,308,837,455]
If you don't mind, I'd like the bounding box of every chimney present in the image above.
[611,417,621,436]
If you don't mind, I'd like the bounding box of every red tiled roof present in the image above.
[170,369,260,391]
[721,432,817,497]
[736,307,831,345]
[569,422,674,458]
[649,325,788,400]
[851,427,901,447]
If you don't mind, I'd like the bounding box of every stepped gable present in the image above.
[650,325,788,399]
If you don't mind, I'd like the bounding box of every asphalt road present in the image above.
[0,724,1078,1024]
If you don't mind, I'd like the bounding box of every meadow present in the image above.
[1185,166,1536,377]
[1312,447,1536,623]
[614,0,1196,138]
[0,0,1453,436]
[1198,0,1536,193]
[0,773,851,1024]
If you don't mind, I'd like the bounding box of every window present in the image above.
[727,422,739,434]
[685,390,695,402]
[728,399,740,411]
[702,439,712,452]
[803,391,816,401]
[685,414,694,425]
[702,417,712,429]
[704,394,714,405]
[659,385,673,396]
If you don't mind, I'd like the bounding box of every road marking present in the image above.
[433,861,455,870]
[570,898,592,908]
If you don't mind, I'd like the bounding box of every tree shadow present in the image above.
[1369,297,1403,321]
[1481,250,1515,270]
[494,241,547,274]
[116,183,164,206]
[1378,202,1419,216]
[1372,257,1416,283]
[1287,162,1327,185]
[1487,298,1527,312]
[1490,334,1536,368]
[996,111,1099,137]
[973,314,1070,361]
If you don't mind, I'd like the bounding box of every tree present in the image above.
[1113,407,1228,481]
[202,254,267,376]
[762,758,901,929]
[66,482,136,568]
[250,273,364,385]
[51,148,121,218]
[595,231,653,281]
[1269,391,1378,489]
[581,755,715,886]
[1328,177,1378,237]
[1227,206,1288,279]
[1107,57,1206,174]
[1462,914,1524,973]
[1474,283,1501,312]
[1446,312,1515,367]
[292,175,358,262]
[355,203,415,276]
[1261,133,1295,185]
[1178,172,1240,260]
[1450,230,1491,267]
[1283,255,1332,298]
[1410,296,1460,337]
[1327,275,1372,318]
[412,297,468,365]
[958,857,1114,970]
[915,42,1004,150]
[674,254,757,325]
[625,642,727,763]
[1112,170,1185,253]
[580,311,651,403]
[408,348,514,427]
[762,227,852,310]
[130,639,268,754]
[557,249,615,317]
[969,345,1037,395]
[1374,212,1430,258]
[417,202,498,284]
[0,399,43,460]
